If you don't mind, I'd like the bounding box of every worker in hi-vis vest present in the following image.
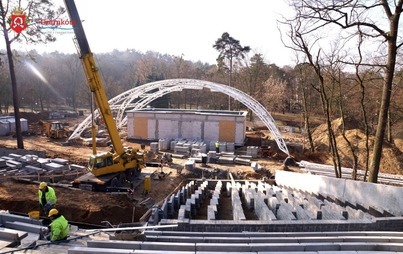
[38,182,57,215]
[215,140,220,153]
[47,208,69,241]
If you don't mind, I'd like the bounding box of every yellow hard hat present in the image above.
[48,208,59,217]
[39,182,47,190]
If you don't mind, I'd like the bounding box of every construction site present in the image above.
[0,102,402,253]
[0,0,402,253]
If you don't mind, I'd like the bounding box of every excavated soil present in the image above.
[311,118,403,175]
[0,179,147,226]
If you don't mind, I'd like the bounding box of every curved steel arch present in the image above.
[69,79,289,155]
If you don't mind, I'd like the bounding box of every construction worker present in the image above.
[46,209,69,241]
[215,140,220,153]
[38,182,57,216]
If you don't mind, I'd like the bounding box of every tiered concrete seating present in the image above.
[208,181,222,220]
[67,231,403,253]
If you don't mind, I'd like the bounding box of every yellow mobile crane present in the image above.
[64,0,145,191]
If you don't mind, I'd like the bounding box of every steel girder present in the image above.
[69,79,289,155]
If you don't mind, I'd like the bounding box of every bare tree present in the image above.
[294,63,316,152]
[0,0,63,148]
[283,0,403,182]
[260,76,287,114]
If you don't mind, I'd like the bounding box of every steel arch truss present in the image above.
[69,79,289,155]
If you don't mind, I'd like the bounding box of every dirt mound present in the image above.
[19,112,50,123]
[0,179,146,226]
[311,118,403,175]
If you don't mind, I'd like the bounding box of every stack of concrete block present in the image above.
[167,194,175,218]
[70,164,86,172]
[208,182,222,220]
[219,142,227,153]
[42,162,69,173]
[244,188,255,210]
[184,159,195,171]
[150,142,158,153]
[8,153,22,160]
[177,205,186,220]
[253,190,277,221]
[231,187,246,221]
[6,160,22,169]
[217,155,235,164]
[22,165,46,175]
[174,143,191,156]
[170,140,178,152]
[226,142,235,152]
[246,146,259,158]
[276,201,297,220]
[234,157,251,165]
[207,151,217,163]
[191,142,207,153]
[36,158,50,167]
[158,138,171,151]
[160,200,168,219]
[51,158,69,165]
[190,148,201,157]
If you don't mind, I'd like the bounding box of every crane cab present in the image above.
[88,152,122,176]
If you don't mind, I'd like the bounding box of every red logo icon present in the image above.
[11,13,27,33]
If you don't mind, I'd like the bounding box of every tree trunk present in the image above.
[302,88,314,152]
[3,27,24,149]
[387,109,392,143]
[368,35,397,183]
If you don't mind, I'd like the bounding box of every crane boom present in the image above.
[63,0,144,188]
[64,0,124,155]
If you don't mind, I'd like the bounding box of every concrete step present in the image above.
[75,240,403,253]
[145,230,403,238]
[144,235,403,244]
[0,227,27,242]
[4,221,44,234]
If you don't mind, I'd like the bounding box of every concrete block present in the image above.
[6,160,22,169]
[0,228,26,241]
[217,156,234,164]
[140,242,195,251]
[321,205,346,220]
[68,247,136,254]
[196,243,250,252]
[23,165,46,174]
[250,243,305,252]
[294,205,313,220]
[207,205,216,220]
[302,242,341,251]
[4,221,45,234]
[70,164,86,171]
[87,240,141,249]
[0,156,14,161]
[178,205,186,220]
[276,204,297,220]
[50,158,69,165]
[8,154,22,159]
[42,162,68,173]
[36,158,50,167]
[0,213,43,226]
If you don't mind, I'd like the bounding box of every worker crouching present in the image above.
[46,208,69,241]
[38,182,57,216]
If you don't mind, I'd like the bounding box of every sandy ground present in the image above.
[0,129,284,226]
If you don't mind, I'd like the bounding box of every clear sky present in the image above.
[12,0,295,67]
